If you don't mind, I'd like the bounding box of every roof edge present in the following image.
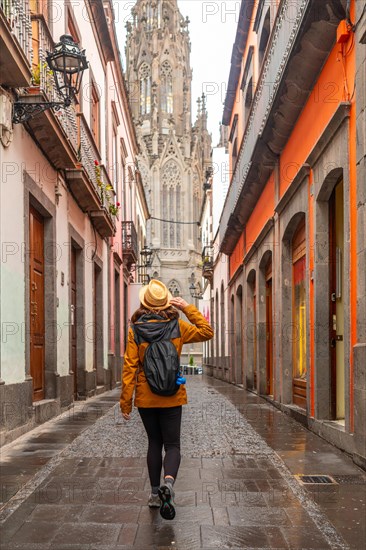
[222,0,255,126]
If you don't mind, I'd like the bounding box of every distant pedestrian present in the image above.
[120,279,214,519]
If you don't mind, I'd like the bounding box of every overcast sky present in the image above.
[116,1,239,145]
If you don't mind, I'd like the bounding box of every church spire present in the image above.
[128,0,185,36]
[126,0,193,143]
[125,0,212,316]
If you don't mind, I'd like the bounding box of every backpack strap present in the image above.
[131,318,180,345]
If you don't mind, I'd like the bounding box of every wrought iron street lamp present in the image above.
[139,245,153,268]
[130,245,154,285]
[189,274,203,300]
[13,35,88,124]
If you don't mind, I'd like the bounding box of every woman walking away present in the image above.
[120,279,214,520]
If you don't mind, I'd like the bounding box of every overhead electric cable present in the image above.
[149,216,200,225]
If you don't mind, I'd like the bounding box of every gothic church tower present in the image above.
[125,0,212,319]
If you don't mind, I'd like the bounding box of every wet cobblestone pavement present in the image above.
[1,376,365,549]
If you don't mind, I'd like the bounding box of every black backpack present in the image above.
[132,316,181,396]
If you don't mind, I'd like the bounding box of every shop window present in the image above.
[293,255,306,379]
[292,219,307,407]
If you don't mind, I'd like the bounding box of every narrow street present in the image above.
[1,376,365,550]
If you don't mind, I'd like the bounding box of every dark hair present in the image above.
[131,305,179,323]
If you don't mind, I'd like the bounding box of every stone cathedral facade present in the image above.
[125,0,212,341]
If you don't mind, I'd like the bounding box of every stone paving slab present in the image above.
[0,377,365,549]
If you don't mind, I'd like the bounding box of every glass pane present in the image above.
[140,79,145,114]
[161,77,167,111]
[162,185,168,246]
[169,187,174,247]
[167,79,173,114]
[146,77,151,114]
[176,187,181,247]
[293,256,306,379]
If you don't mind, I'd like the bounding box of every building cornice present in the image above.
[219,0,346,255]
[222,0,255,126]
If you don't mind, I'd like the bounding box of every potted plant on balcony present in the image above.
[27,64,41,94]
[109,202,120,217]
[75,144,82,170]
[94,160,120,218]
[29,62,53,95]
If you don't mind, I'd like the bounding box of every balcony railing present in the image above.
[1,0,32,64]
[121,221,138,267]
[202,245,214,280]
[77,113,101,190]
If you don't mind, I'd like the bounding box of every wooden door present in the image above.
[71,246,77,398]
[235,289,243,385]
[114,270,120,361]
[253,289,257,390]
[29,206,45,401]
[123,281,128,352]
[266,274,273,395]
[93,264,98,371]
[329,180,345,420]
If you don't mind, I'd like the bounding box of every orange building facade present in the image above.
[211,0,365,466]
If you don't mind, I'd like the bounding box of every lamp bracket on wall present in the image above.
[12,34,88,125]
[12,100,69,124]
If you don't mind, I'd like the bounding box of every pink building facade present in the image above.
[0,0,146,444]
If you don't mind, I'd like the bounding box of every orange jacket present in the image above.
[120,304,214,414]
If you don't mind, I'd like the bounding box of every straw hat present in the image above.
[139,279,173,310]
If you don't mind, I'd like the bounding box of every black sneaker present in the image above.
[158,483,176,520]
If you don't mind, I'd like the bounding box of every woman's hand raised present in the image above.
[170,297,189,310]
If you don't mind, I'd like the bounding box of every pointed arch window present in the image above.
[161,61,173,114]
[169,187,175,247]
[139,63,151,115]
[146,4,152,30]
[162,160,181,248]
[176,185,181,248]
[157,0,162,28]
[168,280,180,297]
[162,184,168,246]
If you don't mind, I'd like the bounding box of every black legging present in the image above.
[138,406,182,487]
